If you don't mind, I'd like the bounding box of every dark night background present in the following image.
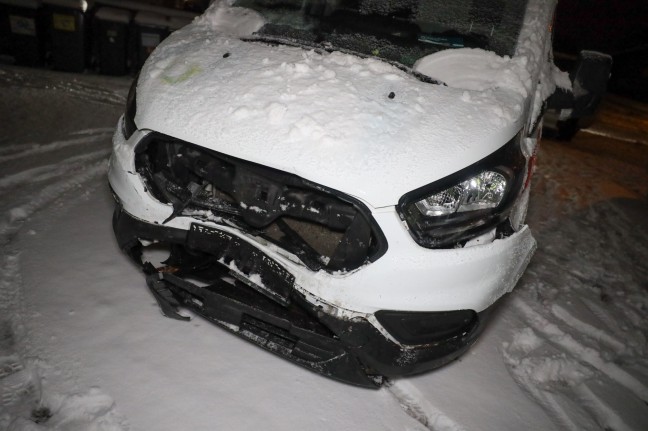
[554,0,648,101]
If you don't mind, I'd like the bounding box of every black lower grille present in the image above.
[135,133,387,272]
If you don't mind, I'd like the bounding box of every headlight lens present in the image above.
[414,170,508,216]
[122,75,138,139]
[398,132,526,248]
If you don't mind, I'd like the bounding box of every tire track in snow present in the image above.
[69,127,117,136]
[573,383,641,431]
[513,298,648,403]
[0,68,127,106]
[550,304,627,353]
[0,152,126,428]
[502,342,599,431]
[0,144,39,157]
[0,149,110,193]
[581,298,632,340]
[0,133,112,164]
[505,201,648,430]
[0,160,108,244]
[0,250,43,423]
[386,379,468,431]
[0,129,113,157]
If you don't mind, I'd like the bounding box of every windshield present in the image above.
[232,0,529,67]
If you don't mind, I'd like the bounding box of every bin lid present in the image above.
[134,11,166,28]
[95,6,130,24]
[0,0,40,8]
[42,0,87,11]
[168,16,193,31]
[93,0,197,19]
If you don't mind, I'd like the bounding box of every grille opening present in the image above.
[263,217,344,260]
[135,134,387,272]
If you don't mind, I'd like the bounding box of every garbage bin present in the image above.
[133,11,167,71]
[0,0,42,66]
[42,0,87,72]
[93,6,130,75]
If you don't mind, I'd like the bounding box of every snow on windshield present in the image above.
[233,0,529,66]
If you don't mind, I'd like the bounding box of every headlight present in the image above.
[122,74,139,139]
[414,170,508,216]
[398,132,526,248]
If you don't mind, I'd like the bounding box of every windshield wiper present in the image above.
[241,34,446,86]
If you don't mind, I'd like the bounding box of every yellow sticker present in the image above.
[53,14,76,32]
[162,64,202,85]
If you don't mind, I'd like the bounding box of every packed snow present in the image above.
[136,34,525,208]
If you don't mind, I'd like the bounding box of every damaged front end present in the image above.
[113,208,486,388]
[111,133,487,388]
[135,132,387,273]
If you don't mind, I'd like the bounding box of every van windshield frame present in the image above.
[233,0,529,67]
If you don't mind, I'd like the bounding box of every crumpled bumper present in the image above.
[113,205,496,388]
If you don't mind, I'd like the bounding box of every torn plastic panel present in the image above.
[113,206,491,388]
[145,269,380,388]
[134,133,387,273]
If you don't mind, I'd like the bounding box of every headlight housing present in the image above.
[398,132,526,248]
[122,74,138,139]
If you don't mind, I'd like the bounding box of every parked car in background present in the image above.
[109,0,610,387]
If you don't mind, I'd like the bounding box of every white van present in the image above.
[109,0,609,387]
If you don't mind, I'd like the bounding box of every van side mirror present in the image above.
[545,50,612,140]
[547,50,613,118]
[570,50,613,118]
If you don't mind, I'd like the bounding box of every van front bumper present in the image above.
[114,205,502,388]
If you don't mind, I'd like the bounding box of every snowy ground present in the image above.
[1,65,647,431]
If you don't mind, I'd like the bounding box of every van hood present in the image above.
[135,21,528,209]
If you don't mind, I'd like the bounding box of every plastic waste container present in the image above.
[133,11,167,71]
[0,0,42,66]
[93,6,130,75]
[42,0,87,72]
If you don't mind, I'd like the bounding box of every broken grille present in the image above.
[135,133,387,272]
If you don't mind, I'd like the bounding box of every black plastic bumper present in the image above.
[113,205,492,388]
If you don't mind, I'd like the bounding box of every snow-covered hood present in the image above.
[135,10,530,208]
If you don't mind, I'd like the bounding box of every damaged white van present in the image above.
[109,0,610,387]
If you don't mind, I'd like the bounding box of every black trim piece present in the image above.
[317,309,483,378]
[375,309,478,345]
[241,35,446,86]
[122,74,139,140]
[397,132,526,248]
